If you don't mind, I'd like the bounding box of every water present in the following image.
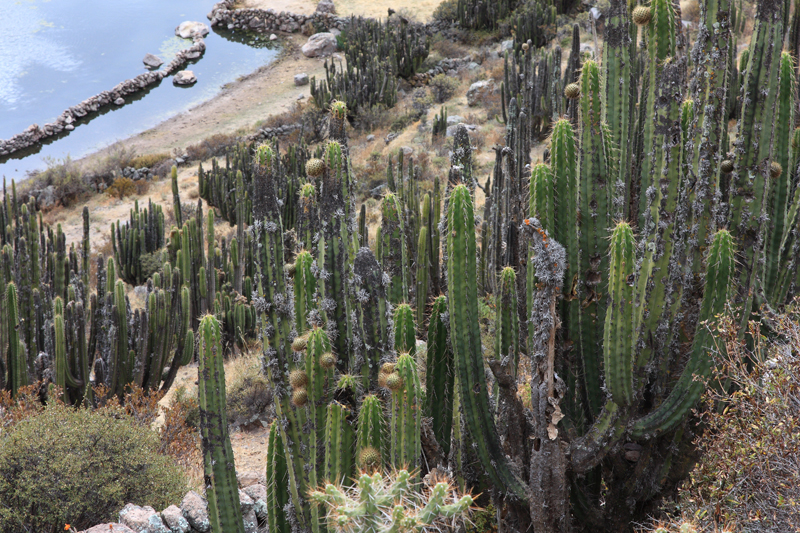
[0,0,279,180]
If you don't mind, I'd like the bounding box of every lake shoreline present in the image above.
[71,33,329,173]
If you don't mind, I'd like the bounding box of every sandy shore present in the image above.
[77,34,328,168]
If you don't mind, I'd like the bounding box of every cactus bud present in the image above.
[385,372,403,391]
[522,43,529,51]
[286,262,297,277]
[357,446,382,469]
[255,143,274,167]
[292,333,309,352]
[632,5,652,25]
[564,83,580,99]
[770,161,783,178]
[380,362,396,374]
[305,158,325,178]
[289,369,309,389]
[720,159,734,173]
[292,388,308,407]
[320,352,337,369]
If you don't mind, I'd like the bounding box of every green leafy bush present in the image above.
[429,74,460,103]
[0,402,187,532]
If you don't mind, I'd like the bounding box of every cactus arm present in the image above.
[266,420,290,533]
[604,222,635,406]
[727,0,785,330]
[764,51,796,301]
[631,229,734,438]
[324,401,355,484]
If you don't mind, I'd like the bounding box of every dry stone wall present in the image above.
[0,34,206,158]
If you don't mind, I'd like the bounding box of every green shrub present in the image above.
[0,402,187,532]
[432,0,458,22]
[429,74,460,103]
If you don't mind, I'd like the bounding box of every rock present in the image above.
[239,489,254,515]
[297,93,305,100]
[160,505,190,533]
[590,6,603,19]
[316,0,336,13]
[466,80,496,107]
[294,73,309,86]
[301,32,338,58]
[114,97,125,105]
[175,21,210,39]
[446,124,477,137]
[401,146,414,156]
[181,491,210,532]
[238,470,262,488]
[270,33,278,40]
[446,115,464,125]
[243,483,267,503]
[467,61,480,70]
[119,503,169,533]
[370,184,387,198]
[175,157,185,165]
[580,43,595,56]
[143,53,163,69]
[65,124,75,131]
[366,134,375,142]
[500,39,513,51]
[81,524,136,533]
[243,509,259,533]
[173,71,197,86]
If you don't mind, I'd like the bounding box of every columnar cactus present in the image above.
[424,295,453,457]
[378,192,407,305]
[388,353,421,471]
[197,314,244,533]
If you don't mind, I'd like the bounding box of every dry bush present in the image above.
[680,0,700,23]
[226,350,273,429]
[106,177,136,199]
[135,179,151,196]
[129,152,171,170]
[652,309,800,533]
[429,74,461,103]
[187,185,200,199]
[151,157,175,180]
[185,133,239,162]
[431,34,469,58]
[21,156,90,208]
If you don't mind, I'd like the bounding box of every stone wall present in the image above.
[0,34,207,158]
[207,0,348,34]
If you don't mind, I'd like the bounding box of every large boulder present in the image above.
[466,80,497,107]
[160,505,190,533]
[301,32,338,58]
[81,525,135,533]
[175,21,210,39]
[181,491,210,532]
[294,73,309,86]
[118,503,169,533]
[143,53,163,69]
[173,71,197,86]
[316,0,336,13]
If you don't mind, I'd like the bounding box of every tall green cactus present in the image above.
[529,163,554,233]
[197,314,244,533]
[393,303,416,356]
[424,295,453,457]
[357,394,385,469]
[324,401,356,483]
[446,184,525,500]
[388,353,421,471]
[576,59,610,418]
[293,250,316,336]
[495,267,519,379]
[378,192,407,305]
[266,420,289,533]
[603,222,635,406]
[5,282,27,396]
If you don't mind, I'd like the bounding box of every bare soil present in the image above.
[237,0,440,21]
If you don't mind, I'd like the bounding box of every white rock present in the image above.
[143,53,164,69]
[269,33,278,40]
[301,32,338,58]
[466,80,497,107]
[173,70,197,85]
[175,21,210,39]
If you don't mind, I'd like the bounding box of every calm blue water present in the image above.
[0,0,279,179]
